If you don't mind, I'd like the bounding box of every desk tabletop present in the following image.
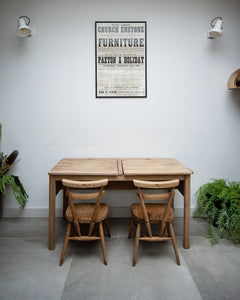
[48,158,119,176]
[48,158,192,176]
[122,158,192,175]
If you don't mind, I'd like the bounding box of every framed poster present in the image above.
[95,21,147,98]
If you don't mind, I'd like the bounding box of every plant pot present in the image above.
[0,191,2,217]
[212,211,220,227]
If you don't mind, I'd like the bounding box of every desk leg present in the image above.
[183,175,191,249]
[63,189,68,218]
[49,176,56,250]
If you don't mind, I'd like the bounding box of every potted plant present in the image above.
[194,179,240,245]
[0,123,28,215]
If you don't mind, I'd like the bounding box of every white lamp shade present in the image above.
[208,19,223,38]
[17,17,32,37]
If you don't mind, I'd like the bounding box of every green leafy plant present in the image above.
[194,179,240,245]
[0,123,28,207]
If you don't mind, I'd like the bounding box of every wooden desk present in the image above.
[48,158,193,250]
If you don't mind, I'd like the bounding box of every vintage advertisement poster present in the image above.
[95,22,147,98]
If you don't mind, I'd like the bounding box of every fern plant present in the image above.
[0,123,28,209]
[194,179,240,245]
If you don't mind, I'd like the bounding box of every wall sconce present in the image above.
[17,16,32,37]
[208,17,223,39]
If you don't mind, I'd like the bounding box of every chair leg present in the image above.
[59,223,71,266]
[168,223,180,265]
[99,222,108,265]
[128,217,134,239]
[162,222,168,237]
[104,219,111,238]
[88,220,95,237]
[132,223,141,266]
[159,221,167,237]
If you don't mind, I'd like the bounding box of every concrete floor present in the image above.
[0,217,239,300]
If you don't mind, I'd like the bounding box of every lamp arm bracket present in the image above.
[19,16,30,25]
[211,17,222,27]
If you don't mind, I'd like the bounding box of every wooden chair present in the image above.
[59,179,110,266]
[128,179,180,266]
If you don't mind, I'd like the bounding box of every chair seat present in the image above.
[130,203,174,223]
[65,203,109,223]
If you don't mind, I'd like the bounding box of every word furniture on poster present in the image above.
[95,21,147,98]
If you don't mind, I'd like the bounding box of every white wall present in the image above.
[1,0,240,217]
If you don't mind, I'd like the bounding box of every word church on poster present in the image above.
[95,22,147,98]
